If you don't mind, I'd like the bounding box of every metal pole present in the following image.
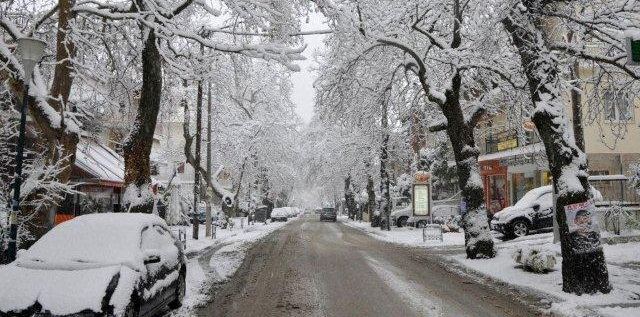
[7,87,29,262]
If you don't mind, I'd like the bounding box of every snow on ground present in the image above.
[170,219,289,315]
[451,233,640,316]
[343,219,640,316]
[342,219,465,248]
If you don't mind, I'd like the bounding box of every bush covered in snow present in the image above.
[512,247,556,273]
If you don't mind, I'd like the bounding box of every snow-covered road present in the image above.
[198,215,544,317]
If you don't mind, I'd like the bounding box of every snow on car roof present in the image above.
[21,213,167,268]
[513,185,553,208]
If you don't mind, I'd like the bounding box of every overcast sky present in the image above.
[291,12,327,124]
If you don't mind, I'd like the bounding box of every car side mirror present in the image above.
[532,204,540,212]
[143,250,161,265]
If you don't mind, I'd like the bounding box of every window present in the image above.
[603,90,633,122]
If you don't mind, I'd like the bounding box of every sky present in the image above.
[291,12,328,124]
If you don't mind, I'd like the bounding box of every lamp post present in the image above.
[6,37,46,262]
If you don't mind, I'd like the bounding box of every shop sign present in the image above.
[414,171,430,184]
[522,120,536,131]
[497,138,518,151]
[413,183,431,216]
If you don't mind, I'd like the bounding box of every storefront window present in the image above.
[488,175,507,213]
[511,173,537,204]
[541,171,552,185]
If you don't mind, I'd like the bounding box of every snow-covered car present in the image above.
[491,186,554,238]
[285,207,299,218]
[390,205,412,227]
[271,208,289,222]
[0,213,186,317]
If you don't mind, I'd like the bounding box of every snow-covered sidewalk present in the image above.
[451,233,640,317]
[342,219,640,316]
[341,219,466,248]
[169,219,289,315]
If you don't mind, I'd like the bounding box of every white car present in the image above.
[491,186,554,238]
[390,206,412,227]
[406,204,460,227]
[0,213,186,317]
[271,208,289,222]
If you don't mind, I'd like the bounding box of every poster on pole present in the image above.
[564,200,600,254]
[412,184,431,216]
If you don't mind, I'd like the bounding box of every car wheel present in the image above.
[397,217,408,228]
[169,270,186,309]
[511,220,529,237]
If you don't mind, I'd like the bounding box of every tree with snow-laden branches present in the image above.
[499,0,640,294]
[314,0,534,257]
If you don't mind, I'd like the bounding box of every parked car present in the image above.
[406,204,460,228]
[271,208,289,222]
[491,186,554,238]
[0,213,186,317]
[320,207,337,222]
[390,205,412,227]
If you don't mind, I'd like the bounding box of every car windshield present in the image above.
[322,208,335,213]
[512,186,553,209]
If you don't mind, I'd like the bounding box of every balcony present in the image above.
[484,130,540,155]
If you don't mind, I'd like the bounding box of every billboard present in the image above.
[412,184,431,216]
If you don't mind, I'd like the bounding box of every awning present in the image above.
[75,138,125,187]
[478,143,545,162]
[447,143,546,166]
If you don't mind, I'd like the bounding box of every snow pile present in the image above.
[512,247,556,273]
[342,219,465,248]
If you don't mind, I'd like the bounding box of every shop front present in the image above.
[508,163,552,205]
[480,160,509,215]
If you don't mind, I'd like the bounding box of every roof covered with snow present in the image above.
[74,138,124,186]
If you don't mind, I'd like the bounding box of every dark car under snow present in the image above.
[0,213,186,317]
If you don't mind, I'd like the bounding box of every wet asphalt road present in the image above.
[197,216,545,317]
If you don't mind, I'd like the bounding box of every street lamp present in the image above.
[6,37,46,262]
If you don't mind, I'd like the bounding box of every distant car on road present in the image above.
[320,207,337,222]
[0,213,186,317]
[271,208,289,222]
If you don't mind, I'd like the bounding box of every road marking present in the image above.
[364,253,448,317]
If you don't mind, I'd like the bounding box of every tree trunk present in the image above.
[344,176,356,220]
[366,174,375,221]
[503,7,610,294]
[379,95,391,231]
[438,73,495,259]
[570,60,585,152]
[205,81,212,237]
[192,80,203,240]
[123,30,162,213]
